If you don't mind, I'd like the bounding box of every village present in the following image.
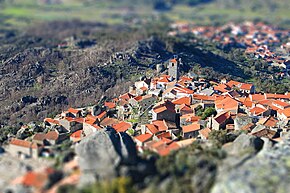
[2,55,290,192]
[170,21,290,71]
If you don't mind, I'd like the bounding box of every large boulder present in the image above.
[75,127,137,185]
[211,136,290,193]
[223,134,264,156]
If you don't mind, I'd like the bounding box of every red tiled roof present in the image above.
[22,171,48,188]
[156,131,171,139]
[113,121,131,132]
[214,111,231,124]
[158,77,170,83]
[152,120,168,132]
[215,96,239,111]
[240,83,253,90]
[44,118,59,125]
[70,130,82,138]
[265,93,290,100]
[240,123,254,131]
[158,142,180,156]
[250,94,265,101]
[145,124,159,134]
[226,80,241,88]
[64,117,84,123]
[68,108,80,114]
[10,138,38,149]
[33,133,46,141]
[140,86,148,91]
[100,117,119,126]
[73,118,85,123]
[199,128,211,139]
[279,108,290,118]
[272,100,290,108]
[104,102,116,109]
[258,116,278,127]
[180,104,193,112]
[172,96,191,106]
[45,131,59,141]
[170,58,177,63]
[180,76,192,82]
[214,84,229,93]
[133,96,143,102]
[173,87,194,94]
[182,123,200,133]
[84,115,97,125]
[192,94,216,101]
[119,93,134,101]
[249,107,267,116]
[135,133,153,143]
[96,111,107,120]
[153,100,175,114]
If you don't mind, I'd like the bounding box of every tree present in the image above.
[201,107,217,120]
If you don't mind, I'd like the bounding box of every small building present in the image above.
[7,138,40,159]
[182,123,201,139]
[134,133,153,147]
[199,127,211,140]
[210,111,232,130]
[152,100,176,122]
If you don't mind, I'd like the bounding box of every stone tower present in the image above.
[168,56,180,81]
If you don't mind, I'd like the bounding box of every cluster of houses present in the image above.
[170,21,290,70]
[3,56,290,192]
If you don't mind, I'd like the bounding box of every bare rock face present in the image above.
[211,136,290,193]
[75,127,137,186]
[223,134,264,156]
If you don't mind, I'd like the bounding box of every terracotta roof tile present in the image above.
[199,128,211,139]
[45,131,59,141]
[113,121,131,132]
[182,123,201,133]
[70,130,82,138]
[68,108,80,114]
[104,102,116,109]
[279,108,290,118]
[249,107,267,116]
[250,94,265,101]
[215,96,239,111]
[172,96,191,106]
[10,138,38,149]
[96,111,107,120]
[135,133,153,143]
[152,120,168,132]
[44,118,60,125]
[272,100,290,108]
[240,83,253,90]
[214,111,231,124]
[100,117,119,126]
[156,131,171,139]
[145,124,159,134]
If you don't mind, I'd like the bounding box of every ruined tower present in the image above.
[168,56,180,81]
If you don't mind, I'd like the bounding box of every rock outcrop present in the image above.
[212,135,290,193]
[75,127,137,186]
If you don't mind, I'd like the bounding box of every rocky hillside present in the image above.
[0,21,241,129]
[0,21,162,127]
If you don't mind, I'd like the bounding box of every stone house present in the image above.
[7,138,40,159]
[209,111,232,130]
[152,100,176,122]
[58,117,83,132]
[182,123,201,139]
[134,133,153,147]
